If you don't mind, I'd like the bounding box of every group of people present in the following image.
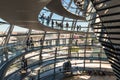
[39,14,70,29]
[39,14,83,31]
[39,14,50,25]
[26,37,44,49]
[55,21,64,29]
[53,21,70,30]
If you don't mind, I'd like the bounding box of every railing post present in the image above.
[53,48,57,80]
[68,34,73,59]
[39,32,46,63]
[37,69,40,80]
[83,24,90,71]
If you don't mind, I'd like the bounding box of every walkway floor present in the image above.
[63,75,116,80]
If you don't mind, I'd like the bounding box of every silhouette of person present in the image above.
[46,16,50,25]
[77,25,79,31]
[66,22,69,30]
[51,20,54,28]
[40,14,45,24]
[40,38,43,46]
[26,38,30,49]
[60,22,63,29]
[56,21,58,28]
[30,37,34,48]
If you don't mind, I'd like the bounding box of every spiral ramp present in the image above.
[0,0,119,80]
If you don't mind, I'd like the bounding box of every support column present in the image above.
[99,48,102,70]
[39,31,46,63]
[49,12,53,20]
[3,24,14,61]
[56,33,60,46]
[83,24,90,71]
[3,24,14,46]
[68,34,73,59]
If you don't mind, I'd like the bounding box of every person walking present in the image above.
[30,37,34,49]
[77,25,79,31]
[79,25,81,31]
[46,16,50,26]
[60,22,63,30]
[56,21,58,29]
[51,20,54,28]
[26,38,30,49]
[40,38,43,46]
[66,22,69,30]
